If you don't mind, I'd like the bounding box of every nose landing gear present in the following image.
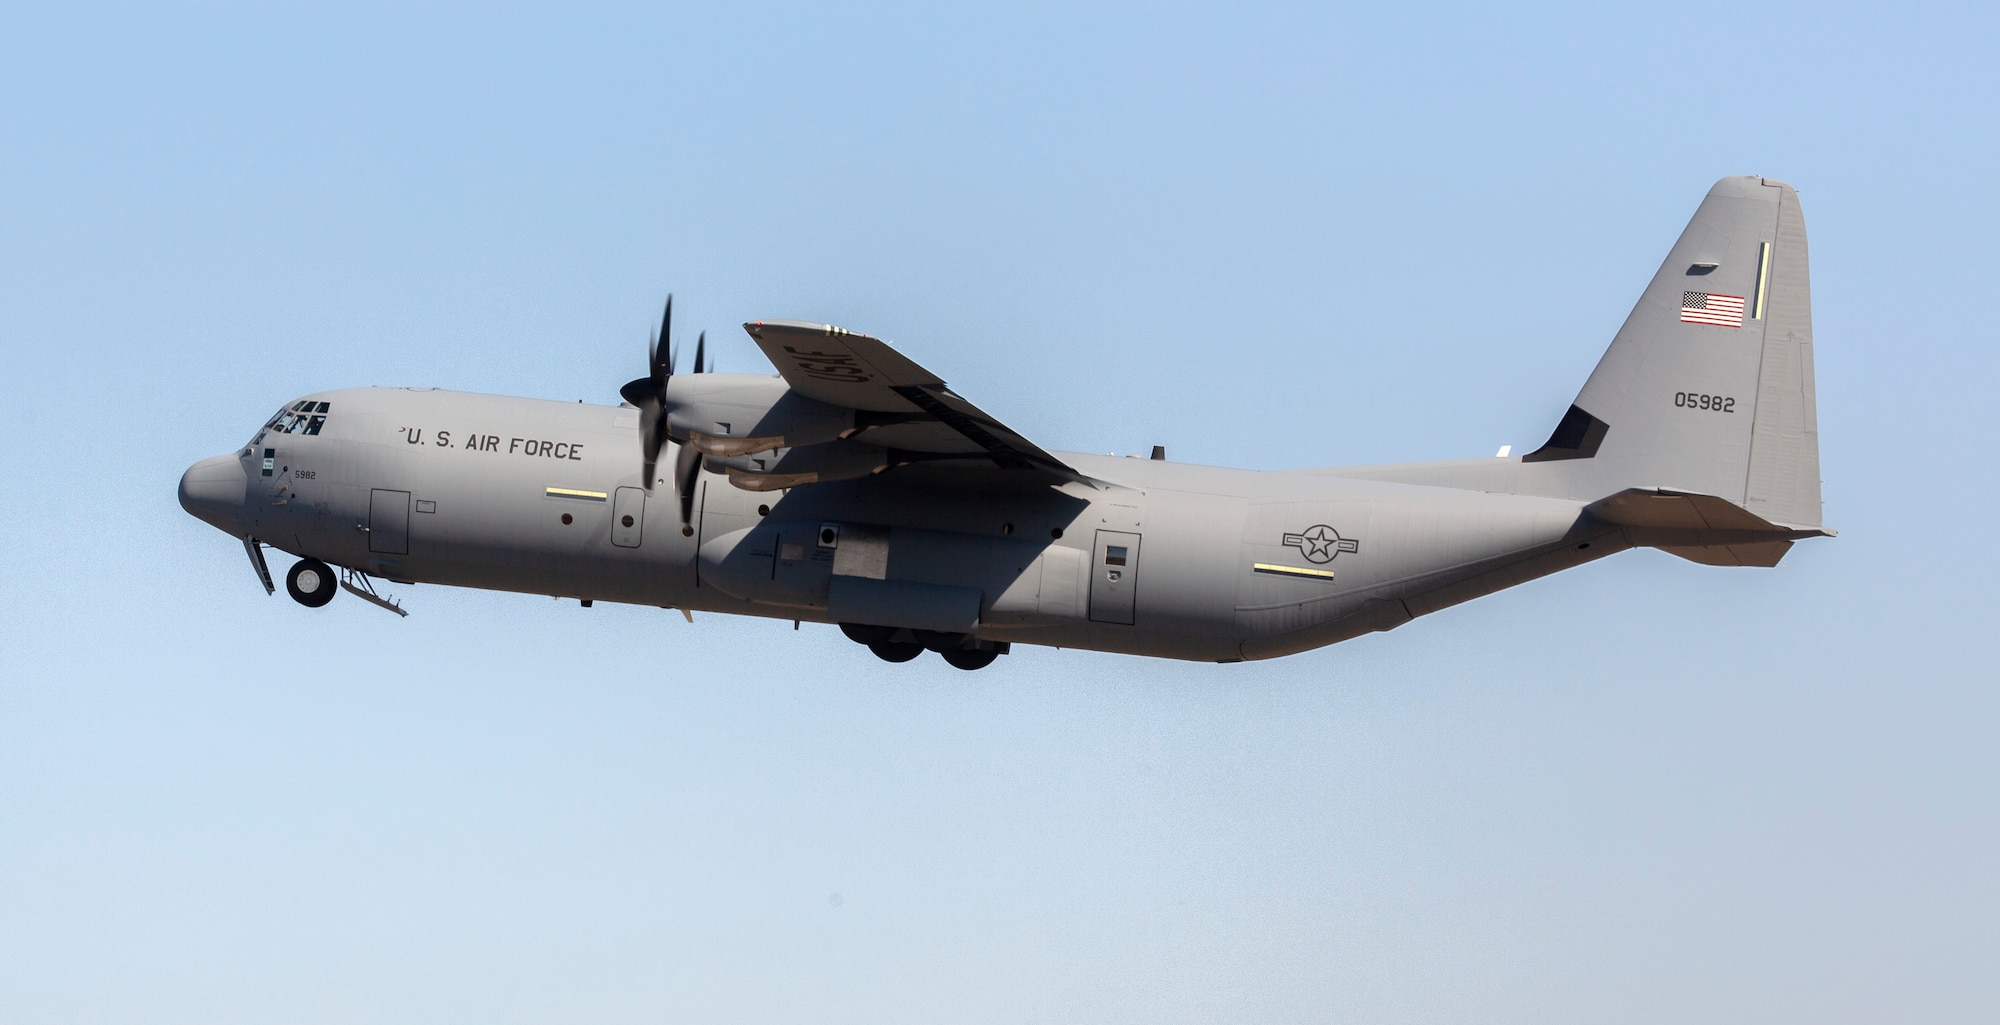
[286,558,337,608]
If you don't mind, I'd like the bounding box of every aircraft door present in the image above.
[1089,530,1141,625]
[612,486,645,548]
[368,488,411,555]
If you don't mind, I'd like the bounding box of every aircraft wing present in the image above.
[743,320,1086,482]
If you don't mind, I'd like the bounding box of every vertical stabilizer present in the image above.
[1520,177,1822,528]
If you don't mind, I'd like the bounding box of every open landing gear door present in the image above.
[242,537,275,594]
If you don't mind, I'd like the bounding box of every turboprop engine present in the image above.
[664,375,900,490]
[618,296,922,525]
[664,375,847,457]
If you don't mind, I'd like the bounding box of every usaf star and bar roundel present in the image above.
[1282,524,1360,564]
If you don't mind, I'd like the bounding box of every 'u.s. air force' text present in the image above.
[397,427,584,460]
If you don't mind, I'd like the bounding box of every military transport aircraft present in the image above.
[180,176,1829,670]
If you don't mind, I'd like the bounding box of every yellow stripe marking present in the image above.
[545,487,608,501]
[1253,562,1336,580]
[1752,241,1773,320]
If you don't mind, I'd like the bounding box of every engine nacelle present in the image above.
[664,374,852,457]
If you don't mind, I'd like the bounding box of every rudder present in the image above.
[1743,181,1820,527]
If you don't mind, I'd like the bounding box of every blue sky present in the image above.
[3,3,1997,1022]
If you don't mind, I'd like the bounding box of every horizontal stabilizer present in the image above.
[1585,487,1830,566]
[1659,541,1793,567]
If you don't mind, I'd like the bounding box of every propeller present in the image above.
[674,418,701,525]
[618,296,713,529]
[673,329,708,525]
[618,295,675,494]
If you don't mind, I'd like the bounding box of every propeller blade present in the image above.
[674,437,702,526]
[622,295,680,492]
[636,401,664,492]
[654,295,673,385]
[621,292,708,497]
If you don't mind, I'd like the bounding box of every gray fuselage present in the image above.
[182,384,1619,662]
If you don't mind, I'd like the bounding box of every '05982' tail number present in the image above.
[1675,391,1736,413]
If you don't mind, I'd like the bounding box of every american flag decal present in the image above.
[1681,291,1745,328]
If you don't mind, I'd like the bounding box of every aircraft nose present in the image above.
[179,453,248,535]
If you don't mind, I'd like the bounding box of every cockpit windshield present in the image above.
[264,400,332,436]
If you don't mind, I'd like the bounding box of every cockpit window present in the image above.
[264,400,332,436]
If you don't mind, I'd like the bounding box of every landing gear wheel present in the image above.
[840,623,897,646]
[868,641,924,663]
[940,647,1000,671]
[286,558,338,608]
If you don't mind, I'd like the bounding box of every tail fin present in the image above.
[1522,176,1823,530]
